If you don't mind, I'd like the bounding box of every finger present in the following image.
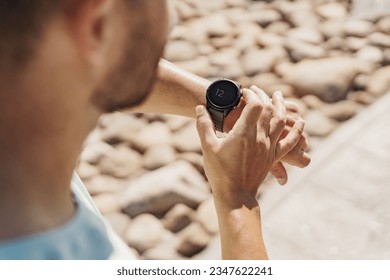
[276,120,305,159]
[196,105,219,147]
[232,89,263,134]
[270,161,288,185]
[269,91,286,143]
[250,86,273,137]
[283,149,311,168]
[279,128,309,151]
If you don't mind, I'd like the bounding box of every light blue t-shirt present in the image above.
[0,173,137,260]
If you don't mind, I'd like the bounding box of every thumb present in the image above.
[196,105,218,147]
[270,161,288,186]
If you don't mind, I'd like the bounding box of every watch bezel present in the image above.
[206,79,242,110]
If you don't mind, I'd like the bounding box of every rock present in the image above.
[384,49,390,65]
[368,32,390,48]
[319,20,345,39]
[234,34,258,52]
[170,24,207,45]
[92,193,121,214]
[219,63,245,80]
[343,20,374,37]
[286,27,324,45]
[98,146,142,179]
[356,46,384,65]
[349,91,376,105]
[285,98,308,116]
[177,223,211,257]
[164,115,192,132]
[196,198,219,235]
[79,141,115,165]
[83,175,125,195]
[143,237,184,260]
[192,236,221,260]
[76,161,99,180]
[125,214,166,254]
[316,2,347,19]
[172,122,201,153]
[353,74,370,90]
[345,37,368,52]
[176,56,217,78]
[321,100,360,122]
[287,10,320,28]
[284,37,327,62]
[304,110,338,137]
[242,48,281,76]
[128,122,172,153]
[163,40,198,62]
[301,95,326,110]
[323,37,347,51]
[266,21,291,35]
[257,32,284,47]
[174,0,198,21]
[163,204,195,233]
[279,57,359,103]
[233,21,263,37]
[142,144,176,170]
[350,0,390,21]
[366,66,390,96]
[176,152,205,176]
[208,48,240,67]
[104,212,131,241]
[120,161,209,217]
[377,16,390,34]
[210,35,234,49]
[198,44,215,56]
[99,113,147,144]
[244,9,282,28]
[203,14,231,37]
[252,73,282,93]
[83,129,103,146]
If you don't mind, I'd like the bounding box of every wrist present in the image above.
[212,189,259,212]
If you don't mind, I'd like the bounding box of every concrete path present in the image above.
[261,92,390,260]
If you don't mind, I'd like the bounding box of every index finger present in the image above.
[231,89,263,134]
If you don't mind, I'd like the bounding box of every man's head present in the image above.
[0,0,169,112]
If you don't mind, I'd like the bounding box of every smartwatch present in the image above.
[206,79,242,132]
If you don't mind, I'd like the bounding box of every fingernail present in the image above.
[250,85,257,91]
[277,178,287,185]
[196,105,204,116]
[275,91,283,98]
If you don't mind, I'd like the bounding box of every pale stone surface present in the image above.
[125,214,167,254]
[177,223,211,257]
[279,58,359,103]
[163,204,195,233]
[196,197,219,235]
[120,161,209,217]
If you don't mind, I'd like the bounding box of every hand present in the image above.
[196,88,305,206]
[223,86,310,185]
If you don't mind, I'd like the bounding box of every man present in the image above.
[0,0,309,259]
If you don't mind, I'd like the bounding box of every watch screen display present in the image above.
[207,80,239,107]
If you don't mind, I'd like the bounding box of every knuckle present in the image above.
[247,100,263,112]
[274,115,286,129]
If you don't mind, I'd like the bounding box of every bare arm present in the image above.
[129,59,209,118]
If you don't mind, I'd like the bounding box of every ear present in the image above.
[63,0,114,67]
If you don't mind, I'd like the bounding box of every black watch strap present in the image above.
[207,106,225,132]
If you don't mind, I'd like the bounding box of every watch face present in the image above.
[207,80,240,108]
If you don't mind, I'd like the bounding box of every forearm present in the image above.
[214,197,268,260]
[128,59,210,118]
